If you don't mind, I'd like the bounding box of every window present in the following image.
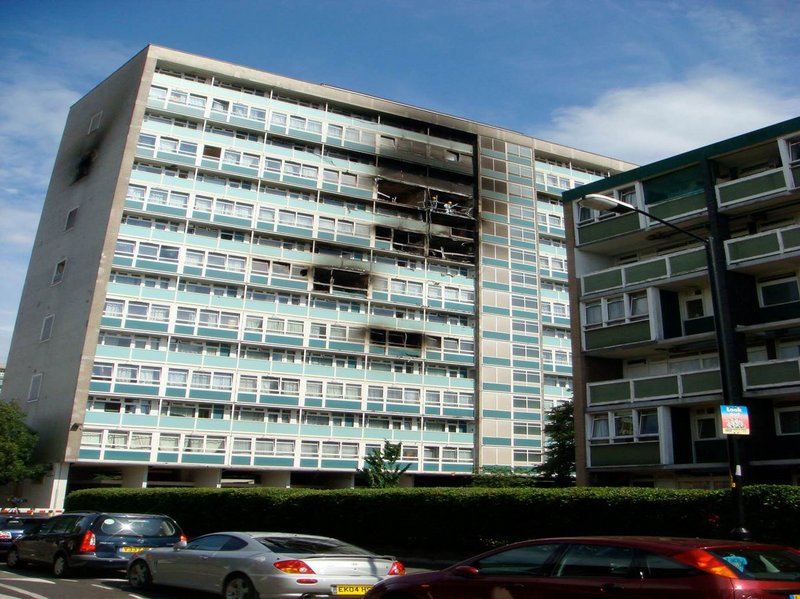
[40,314,55,341]
[555,544,635,577]
[65,208,78,230]
[27,373,42,402]
[759,275,800,307]
[52,260,66,284]
[694,407,720,440]
[471,542,562,576]
[584,292,649,327]
[590,408,658,444]
[776,406,800,435]
[684,291,706,319]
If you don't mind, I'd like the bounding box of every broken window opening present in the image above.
[429,190,474,220]
[312,268,368,297]
[428,235,475,263]
[375,178,427,209]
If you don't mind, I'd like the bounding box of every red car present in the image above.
[366,536,800,599]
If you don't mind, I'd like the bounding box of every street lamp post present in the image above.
[578,194,750,541]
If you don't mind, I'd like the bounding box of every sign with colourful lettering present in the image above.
[720,405,750,435]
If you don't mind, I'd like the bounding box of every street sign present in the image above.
[720,405,750,435]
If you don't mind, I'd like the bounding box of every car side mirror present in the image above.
[452,565,480,578]
[174,539,187,550]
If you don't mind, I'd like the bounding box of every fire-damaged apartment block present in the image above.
[0,45,632,508]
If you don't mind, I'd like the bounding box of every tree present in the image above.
[360,441,410,488]
[0,402,48,488]
[537,402,576,486]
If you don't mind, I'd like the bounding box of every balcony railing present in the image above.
[582,247,706,294]
[716,167,787,207]
[742,357,800,391]
[726,223,800,265]
[587,368,721,405]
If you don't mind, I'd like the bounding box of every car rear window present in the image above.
[97,516,179,537]
[0,518,45,530]
[257,536,372,556]
[707,547,800,581]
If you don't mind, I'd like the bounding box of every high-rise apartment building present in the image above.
[1,46,632,508]
[563,117,800,489]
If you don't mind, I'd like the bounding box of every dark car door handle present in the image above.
[600,583,625,592]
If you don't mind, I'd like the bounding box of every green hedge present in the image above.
[64,485,800,560]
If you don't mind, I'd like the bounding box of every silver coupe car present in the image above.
[127,531,406,599]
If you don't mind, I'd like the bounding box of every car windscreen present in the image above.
[707,547,800,581]
[257,536,373,556]
[0,518,46,531]
[97,517,179,538]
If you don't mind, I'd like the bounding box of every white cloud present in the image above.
[539,70,800,165]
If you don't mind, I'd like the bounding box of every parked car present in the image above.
[6,511,185,577]
[365,536,800,599]
[127,531,405,598]
[0,515,50,554]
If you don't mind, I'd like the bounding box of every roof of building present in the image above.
[561,115,800,203]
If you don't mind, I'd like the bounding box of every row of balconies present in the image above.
[576,162,796,248]
[587,357,800,406]
[82,412,474,442]
[78,445,474,473]
[149,72,478,177]
[581,223,800,296]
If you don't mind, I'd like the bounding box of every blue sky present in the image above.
[0,0,798,362]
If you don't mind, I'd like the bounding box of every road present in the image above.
[0,563,216,599]
[0,562,433,598]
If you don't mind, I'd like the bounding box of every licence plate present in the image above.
[120,546,151,554]
[332,585,372,596]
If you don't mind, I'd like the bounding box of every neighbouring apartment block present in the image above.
[0,45,632,508]
[563,117,800,489]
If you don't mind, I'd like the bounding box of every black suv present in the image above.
[0,515,50,554]
[6,511,184,576]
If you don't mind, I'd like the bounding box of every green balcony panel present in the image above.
[683,316,715,336]
[442,464,472,473]
[321,459,359,469]
[582,269,623,294]
[633,375,679,399]
[648,191,705,220]
[782,225,800,250]
[743,359,800,389]
[114,384,160,396]
[681,370,721,395]
[588,381,632,404]
[717,170,786,205]
[104,450,150,461]
[590,441,660,466]
[694,439,727,463]
[254,457,294,467]
[182,454,225,465]
[577,212,641,245]
[584,320,651,351]
[668,249,706,275]
[727,232,781,262]
[79,449,102,460]
[624,258,667,285]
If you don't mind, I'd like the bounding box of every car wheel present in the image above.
[6,547,23,569]
[223,574,257,599]
[52,553,71,578]
[128,559,153,589]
